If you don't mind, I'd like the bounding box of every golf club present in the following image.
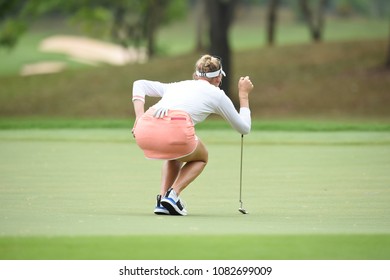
[239,134,248,214]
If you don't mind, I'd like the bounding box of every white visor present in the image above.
[196,68,226,78]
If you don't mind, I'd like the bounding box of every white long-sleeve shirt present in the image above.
[132,79,251,134]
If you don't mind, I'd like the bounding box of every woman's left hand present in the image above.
[153,107,169,118]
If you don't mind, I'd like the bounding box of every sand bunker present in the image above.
[20,61,67,76]
[21,35,147,76]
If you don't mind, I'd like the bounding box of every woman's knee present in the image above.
[196,141,208,163]
[179,140,208,163]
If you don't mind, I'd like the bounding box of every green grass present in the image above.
[229,18,389,51]
[2,235,389,260]
[0,129,389,259]
[0,117,389,131]
[158,15,389,54]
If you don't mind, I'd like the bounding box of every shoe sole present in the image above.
[154,211,169,215]
[161,198,187,216]
[154,207,170,215]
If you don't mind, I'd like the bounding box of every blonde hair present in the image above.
[193,55,222,79]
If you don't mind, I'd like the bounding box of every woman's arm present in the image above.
[133,99,145,119]
[131,80,168,136]
[132,80,168,116]
[216,76,254,135]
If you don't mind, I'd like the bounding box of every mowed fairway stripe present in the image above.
[1,234,389,260]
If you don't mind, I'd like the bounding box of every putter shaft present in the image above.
[238,134,248,214]
[239,134,243,204]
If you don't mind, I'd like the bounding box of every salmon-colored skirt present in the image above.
[133,109,198,160]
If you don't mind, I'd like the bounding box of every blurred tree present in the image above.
[266,0,279,46]
[194,0,207,52]
[76,0,187,56]
[0,0,186,57]
[0,0,31,48]
[299,0,328,42]
[372,0,390,18]
[208,0,237,97]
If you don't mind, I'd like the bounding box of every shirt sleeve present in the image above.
[215,94,251,135]
[132,80,167,103]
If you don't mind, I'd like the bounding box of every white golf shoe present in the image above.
[160,188,188,216]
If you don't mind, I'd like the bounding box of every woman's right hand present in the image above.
[238,76,254,95]
[238,76,254,108]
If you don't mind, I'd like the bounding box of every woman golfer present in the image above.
[132,54,254,215]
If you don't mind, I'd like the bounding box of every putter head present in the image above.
[238,208,248,214]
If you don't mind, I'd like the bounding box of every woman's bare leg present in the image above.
[171,139,208,195]
[160,160,182,196]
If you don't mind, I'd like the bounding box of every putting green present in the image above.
[0,129,389,259]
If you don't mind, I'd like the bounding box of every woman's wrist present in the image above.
[239,94,249,107]
[239,91,249,100]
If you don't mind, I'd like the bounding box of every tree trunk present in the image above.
[145,0,169,57]
[194,0,207,52]
[266,0,279,46]
[299,0,328,42]
[208,0,237,96]
[145,4,158,57]
[386,19,390,69]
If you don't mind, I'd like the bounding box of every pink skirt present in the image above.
[133,109,198,160]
